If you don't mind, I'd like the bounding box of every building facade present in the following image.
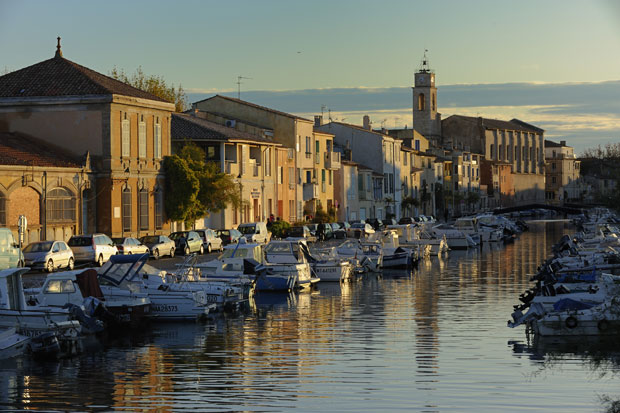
[0,42,175,239]
[544,140,582,203]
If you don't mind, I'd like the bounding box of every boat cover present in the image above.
[552,298,595,311]
[76,269,104,299]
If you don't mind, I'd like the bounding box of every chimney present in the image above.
[363,115,371,130]
[560,140,566,146]
[314,115,323,127]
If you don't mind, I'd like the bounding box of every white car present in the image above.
[196,229,223,253]
[139,235,176,259]
[23,240,74,272]
[68,233,118,267]
[112,237,150,255]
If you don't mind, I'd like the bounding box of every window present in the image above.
[122,187,132,233]
[121,113,130,157]
[139,115,146,158]
[418,93,425,111]
[154,188,163,230]
[47,188,75,223]
[403,153,407,166]
[329,170,332,185]
[264,148,271,176]
[139,189,149,231]
[415,140,420,151]
[278,166,283,184]
[305,136,312,158]
[154,117,162,159]
[0,193,5,226]
[490,144,494,159]
[315,141,320,164]
[432,93,436,111]
[289,167,295,187]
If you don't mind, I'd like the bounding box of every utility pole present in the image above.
[237,76,252,99]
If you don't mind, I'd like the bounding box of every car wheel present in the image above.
[68,257,75,270]
[153,249,160,260]
[46,259,54,273]
[97,254,104,267]
[170,248,175,258]
[184,246,190,255]
[207,243,212,253]
[199,245,205,255]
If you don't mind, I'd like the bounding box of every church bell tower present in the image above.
[412,50,441,144]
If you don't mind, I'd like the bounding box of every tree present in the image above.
[163,143,240,227]
[109,66,188,112]
[401,196,419,216]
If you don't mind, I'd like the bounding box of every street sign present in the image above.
[251,190,260,199]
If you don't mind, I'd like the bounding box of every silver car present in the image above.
[112,237,150,255]
[68,234,118,266]
[23,240,74,272]
[139,235,175,259]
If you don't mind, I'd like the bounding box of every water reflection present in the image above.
[3,221,619,411]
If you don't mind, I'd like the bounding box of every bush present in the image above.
[269,220,291,239]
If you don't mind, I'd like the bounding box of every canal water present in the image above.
[2,221,619,412]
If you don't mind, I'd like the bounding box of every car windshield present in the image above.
[238,225,256,235]
[68,236,91,247]
[141,236,159,243]
[111,237,125,244]
[23,241,54,253]
[169,232,187,240]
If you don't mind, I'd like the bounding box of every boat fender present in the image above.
[565,316,578,329]
[597,319,609,331]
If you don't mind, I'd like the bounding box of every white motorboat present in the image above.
[264,240,319,289]
[431,224,476,250]
[0,328,29,359]
[334,239,383,272]
[306,246,356,282]
[98,255,215,321]
[387,224,445,256]
[530,297,620,336]
[0,268,82,354]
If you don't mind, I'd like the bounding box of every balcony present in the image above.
[303,183,319,201]
[324,151,341,170]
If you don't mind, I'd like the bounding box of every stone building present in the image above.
[412,53,442,146]
[442,115,545,205]
[171,112,280,229]
[0,132,91,243]
[0,40,175,238]
[544,139,582,203]
[192,95,339,222]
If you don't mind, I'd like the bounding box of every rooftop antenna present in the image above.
[328,109,333,122]
[237,76,252,99]
[321,104,326,118]
[381,118,388,129]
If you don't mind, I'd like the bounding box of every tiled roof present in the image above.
[195,95,311,122]
[172,113,277,144]
[545,139,562,147]
[326,121,395,139]
[0,54,169,103]
[0,132,83,167]
[445,115,543,133]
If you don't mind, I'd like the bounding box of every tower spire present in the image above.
[55,36,63,58]
[419,49,431,73]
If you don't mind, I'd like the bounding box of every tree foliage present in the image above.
[163,143,240,227]
[269,220,291,239]
[110,66,188,112]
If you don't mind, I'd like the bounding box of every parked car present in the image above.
[169,231,204,255]
[398,217,415,225]
[0,228,23,269]
[331,223,347,239]
[286,226,317,243]
[306,223,318,237]
[238,222,271,244]
[139,235,175,259]
[68,233,118,267]
[215,229,242,245]
[195,229,223,253]
[347,223,375,239]
[23,240,73,272]
[337,221,351,235]
[111,237,150,256]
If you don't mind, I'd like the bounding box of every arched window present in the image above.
[432,93,436,111]
[139,188,149,231]
[122,187,132,233]
[47,188,75,223]
[418,93,425,111]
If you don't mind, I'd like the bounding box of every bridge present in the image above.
[492,203,586,216]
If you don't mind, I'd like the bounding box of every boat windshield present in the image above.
[265,243,293,254]
[23,241,54,253]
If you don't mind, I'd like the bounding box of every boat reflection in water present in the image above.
[3,222,620,412]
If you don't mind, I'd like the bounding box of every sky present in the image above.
[2,0,620,153]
